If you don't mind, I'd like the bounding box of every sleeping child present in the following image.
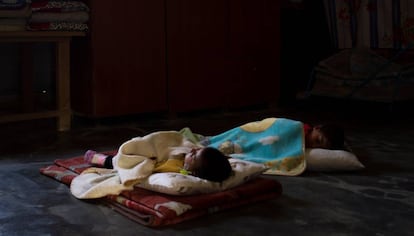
[71,131,232,199]
[199,117,344,175]
[84,146,232,182]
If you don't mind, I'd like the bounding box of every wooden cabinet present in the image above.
[167,0,280,111]
[71,0,167,117]
[71,0,280,117]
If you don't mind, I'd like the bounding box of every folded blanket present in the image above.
[0,4,30,17]
[0,23,26,31]
[40,155,282,227]
[0,18,26,31]
[0,17,26,24]
[31,0,89,12]
[27,22,88,31]
[105,177,282,226]
[30,11,89,23]
[0,0,26,10]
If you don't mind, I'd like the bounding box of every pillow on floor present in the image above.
[136,158,267,195]
[305,148,364,171]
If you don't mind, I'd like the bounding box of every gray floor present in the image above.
[1,100,413,236]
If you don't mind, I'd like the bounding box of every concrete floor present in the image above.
[1,100,413,236]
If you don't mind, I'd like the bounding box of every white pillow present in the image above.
[136,158,267,195]
[305,148,365,171]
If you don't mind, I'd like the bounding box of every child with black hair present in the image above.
[84,146,232,183]
[72,131,233,199]
[182,147,232,182]
[199,117,345,176]
[303,123,345,150]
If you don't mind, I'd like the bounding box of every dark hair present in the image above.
[318,124,345,150]
[193,147,232,182]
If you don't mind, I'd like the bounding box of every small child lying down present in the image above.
[85,146,232,182]
[199,118,344,172]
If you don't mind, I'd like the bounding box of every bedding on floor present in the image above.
[40,154,283,227]
[68,118,362,201]
[38,117,364,226]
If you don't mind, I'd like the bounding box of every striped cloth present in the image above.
[324,0,414,49]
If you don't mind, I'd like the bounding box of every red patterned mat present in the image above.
[40,153,282,227]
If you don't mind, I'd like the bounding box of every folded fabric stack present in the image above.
[0,0,31,31]
[27,0,89,31]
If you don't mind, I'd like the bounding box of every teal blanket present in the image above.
[183,118,306,176]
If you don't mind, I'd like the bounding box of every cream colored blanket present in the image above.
[70,131,191,199]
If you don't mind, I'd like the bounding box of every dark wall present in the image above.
[280,0,334,105]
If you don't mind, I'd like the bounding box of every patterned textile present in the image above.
[324,0,414,49]
[31,0,89,12]
[40,154,283,227]
[0,1,29,31]
[201,118,306,176]
[27,22,88,31]
[0,4,30,17]
[30,11,89,23]
[0,17,26,31]
[0,0,26,10]
[27,0,89,31]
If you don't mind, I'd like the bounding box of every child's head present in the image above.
[306,124,344,150]
[184,147,232,182]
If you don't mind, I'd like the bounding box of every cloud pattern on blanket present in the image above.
[259,135,280,145]
[202,118,306,176]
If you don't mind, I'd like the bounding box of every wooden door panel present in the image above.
[73,0,167,116]
[227,0,280,107]
[166,0,230,112]
[167,0,280,112]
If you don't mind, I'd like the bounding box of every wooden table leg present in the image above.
[55,39,71,131]
[0,32,85,131]
[20,43,35,112]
